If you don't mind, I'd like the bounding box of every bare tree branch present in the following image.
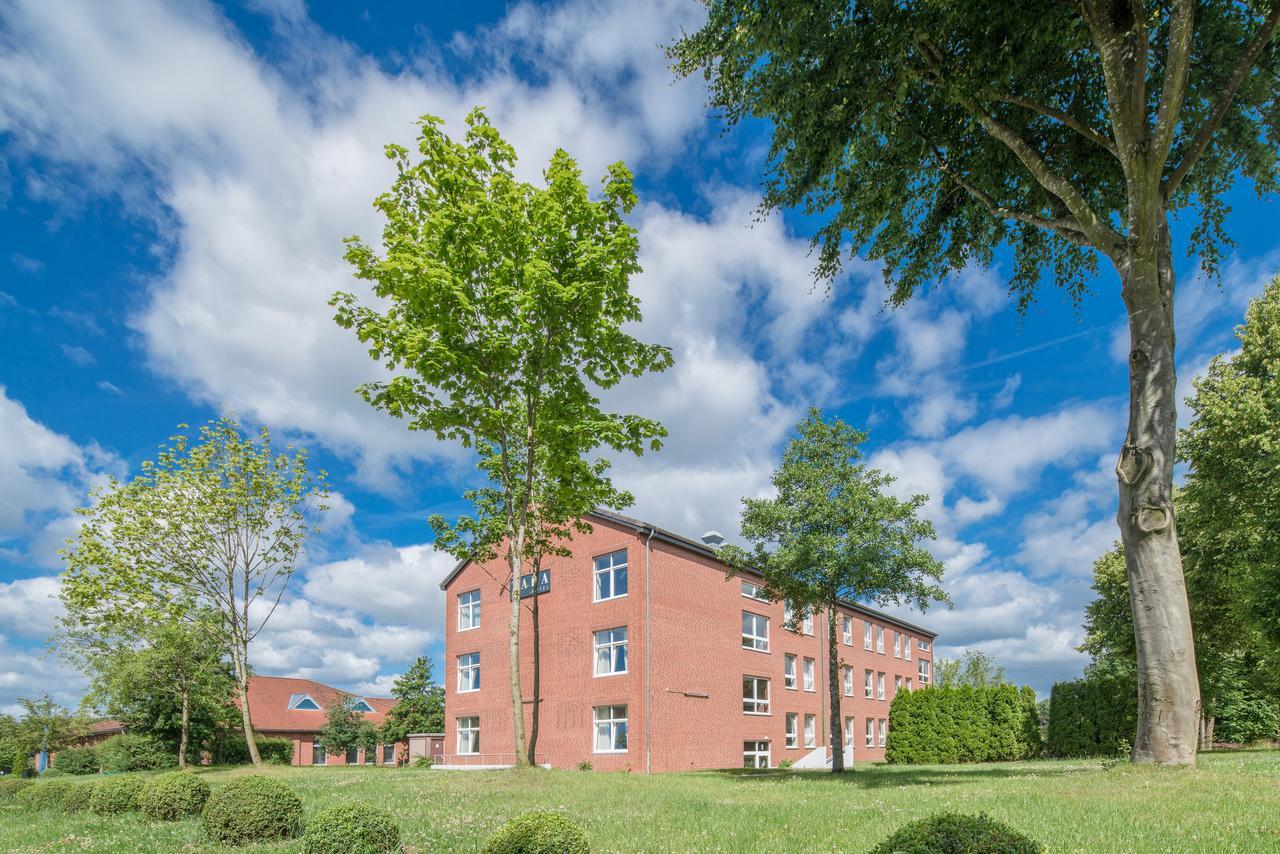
[1164,2,1280,200]
[1153,0,1197,166]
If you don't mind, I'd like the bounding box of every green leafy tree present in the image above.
[60,417,328,766]
[379,657,445,748]
[672,0,1280,767]
[2,696,88,772]
[333,108,672,765]
[720,409,948,772]
[934,650,1011,689]
[319,696,378,761]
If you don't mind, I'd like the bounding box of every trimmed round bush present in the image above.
[0,775,31,801]
[483,812,590,854]
[17,779,74,810]
[55,746,100,775]
[302,802,401,853]
[870,813,1042,854]
[201,775,303,845]
[140,771,211,820]
[89,774,146,815]
[60,782,97,813]
[98,733,173,773]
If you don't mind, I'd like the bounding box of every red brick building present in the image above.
[440,510,935,772]
[245,675,403,766]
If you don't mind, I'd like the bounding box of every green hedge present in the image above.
[90,774,146,815]
[303,802,401,853]
[209,734,295,766]
[140,771,211,820]
[484,811,590,854]
[886,685,1041,764]
[1046,676,1137,757]
[98,733,174,772]
[201,775,302,845]
[0,775,31,801]
[870,812,1042,853]
[60,782,97,813]
[55,747,100,775]
[17,779,74,810]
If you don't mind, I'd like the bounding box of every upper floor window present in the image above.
[919,659,931,683]
[864,621,873,651]
[743,676,770,715]
[785,713,798,748]
[803,657,815,692]
[742,612,770,652]
[458,589,481,631]
[877,672,886,700]
[864,669,874,699]
[842,615,853,645]
[876,626,885,654]
[783,654,797,690]
[904,636,913,660]
[878,718,887,747]
[457,652,480,693]
[893,632,901,658]
[919,638,931,652]
[894,675,903,697]
[594,550,628,601]
[593,705,628,753]
[741,580,769,601]
[802,612,814,635]
[457,716,479,754]
[594,626,628,676]
[843,666,854,696]
[906,677,914,692]
[804,714,817,748]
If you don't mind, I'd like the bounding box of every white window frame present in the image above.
[893,631,901,658]
[865,718,874,748]
[593,626,628,676]
[877,672,886,700]
[785,713,798,749]
[864,669,874,699]
[743,676,771,715]
[592,705,628,753]
[783,654,797,690]
[878,718,887,747]
[919,638,931,652]
[742,611,770,652]
[876,626,885,654]
[919,659,931,683]
[904,636,913,661]
[803,714,817,748]
[844,717,854,749]
[842,615,853,645]
[593,549,628,602]
[803,657,815,692]
[864,621,873,650]
[906,677,914,692]
[802,612,814,635]
[741,580,769,602]
[843,666,853,696]
[458,589,481,631]
[743,740,771,769]
[895,675,903,697]
[457,717,480,755]
[457,652,480,693]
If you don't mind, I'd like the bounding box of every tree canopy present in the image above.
[379,657,445,747]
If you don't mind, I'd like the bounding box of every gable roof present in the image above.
[438,508,938,639]
[244,675,396,734]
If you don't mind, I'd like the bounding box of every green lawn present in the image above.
[4,752,1279,852]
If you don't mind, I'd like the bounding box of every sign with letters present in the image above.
[513,569,551,599]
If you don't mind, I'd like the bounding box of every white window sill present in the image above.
[743,710,772,716]
[458,625,479,633]
[458,688,480,694]
[783,685,797,691]
[593,670,628,678]
[594,594,628,603]
[742,645,771,654]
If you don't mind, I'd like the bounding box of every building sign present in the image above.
[513,569,551,599]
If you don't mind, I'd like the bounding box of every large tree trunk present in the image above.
[527,583,541,766]
[507,550,528,767]
[1116,221,1200,765]
[827,604,844,773]
[231,639,262,767]
[178,689,190,770]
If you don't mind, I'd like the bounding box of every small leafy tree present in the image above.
[672,0,1280,767]
[334,108,672,765]
[319,696,378,762]
[934,650,1010,689]
[60,417,328,766]
[720,409,948,772]
[379,657,445,748]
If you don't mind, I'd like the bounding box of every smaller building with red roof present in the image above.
[244,674,402,766]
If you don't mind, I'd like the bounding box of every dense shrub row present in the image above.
[91,774,147,814]
[54,746,101,775]
[485,812,590,854]
[201,775,303,845]
[886,685,1041,764]
[209,734,295,766]
[303,802,401,853]
[141,771,211,820]
[869,812,1042,853]
[1046,676,1137,757]
[98,733,174,773]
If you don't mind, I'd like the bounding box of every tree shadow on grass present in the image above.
[712,762,1104,789]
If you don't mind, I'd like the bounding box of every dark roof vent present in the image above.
[700,530,726,548]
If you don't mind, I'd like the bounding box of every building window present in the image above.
[876,626,885,654]
[784,602,796,630]
[593,705,628,753]
[743,676,770,715]
[893,632,901,658]
[743,740,771,769]
[906,677,914,692]
[803,657,815,692]
[458,589,481,631]
[593,550,628,601]
[289,693,320,711]
[864,621,873,650]
[904,636,913,660]
[842,615,853,645]
[593,626,628,676]
[804,714,817,748]
[844,717,854,749]
[741,580,768,601]
[919,638,931,652]
[877,672,886,700]
[783,654,797,690]
[865,718,874,748]
[895,675,903,697]
[878,719,887,747]
[346,747,359,765]
[864,669,874,699]
[802,612,814,635]
[352,698,375,713]
[457,717,479,755]
[785,713,798,748]
[919,659,931,683]
[457,652,480,692]
[843,666,853,696]
[741,612,770,652]
[382,743,395,764]
[311,740,326,765]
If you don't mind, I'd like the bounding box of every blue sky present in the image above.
[0,0,1276,714]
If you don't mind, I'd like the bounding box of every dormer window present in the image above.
[352,698,375,713]
[288,693,320,711]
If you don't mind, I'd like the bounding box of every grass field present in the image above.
[4,751,1279,852]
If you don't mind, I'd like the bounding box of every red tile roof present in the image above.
[244,675,397,734]
[86,719,126,736]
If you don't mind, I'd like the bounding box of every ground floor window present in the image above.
[593,705,628,753]
[383,743,395,764]
[743,740,770,769]
[785,713,798,748]
[312,740,326,765]
[878,719,887,747]
[743,675,770,714]
[346,747,359,765]
[844,717,854,749]
[804,714,817,748]
[865,718,874,748]
[457,717,480,754]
